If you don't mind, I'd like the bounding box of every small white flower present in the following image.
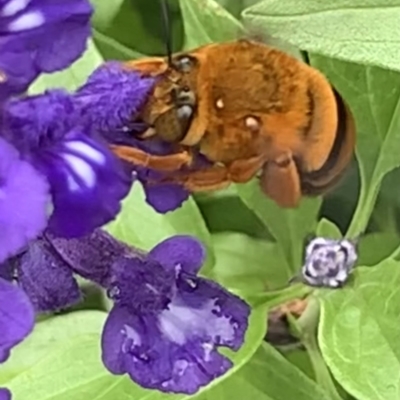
[301,237,358,288]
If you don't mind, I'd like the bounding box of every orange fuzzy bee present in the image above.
[111,39,356,208]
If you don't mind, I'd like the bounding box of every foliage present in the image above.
[1,0,400,399]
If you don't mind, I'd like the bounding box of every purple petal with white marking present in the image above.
[36,130,132,237]
[149,235,205,275]
[0,278,34,362]
[102,305,232,394]
[0,137,49,263]
[16,238,81,312]
[173,275,250,351]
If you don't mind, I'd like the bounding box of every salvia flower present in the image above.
[0,89,132,238]
[0,0,93,100]
[301,237,358,288]
[103,235,250,394]
[3,228,250,394]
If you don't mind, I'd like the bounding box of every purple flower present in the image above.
[102,235,250,394]
[1,229,129,312]
[0,0,93,100]
[2,228,250,394]
[75,62,190,213]
[0,89,132,237]
[0,136,49,263]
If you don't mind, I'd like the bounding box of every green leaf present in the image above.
[194,190,271,238]
[0,311,107,384]
[28,39,103,93]
[92,29,145,61]
[309,55,400,238]
[178,0,244,49]
[316,219,342,239]
[106,183,215,274]
[236,181,321,274]
[210,232,292,292]
[1,307,267,400]
[319,258,400,400]
[90,0,183,58]
[358,232,400,266]
[242,0,400,72]
[236,343,330,400]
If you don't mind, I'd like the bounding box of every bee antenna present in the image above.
[159,0,173,67]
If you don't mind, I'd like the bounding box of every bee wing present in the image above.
[301,92,356,195]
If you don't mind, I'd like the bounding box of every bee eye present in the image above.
[172,87,196,107]
[177,105,193,120]
[173,55,195,72]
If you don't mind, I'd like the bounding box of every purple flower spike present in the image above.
[75,62,155,134]
[0,0,93,100]
[1,90,132,238]
[0,137,49,263]
[102,235,250,394]
[0,278,34,362]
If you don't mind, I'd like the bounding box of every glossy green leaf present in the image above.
[358,232,400,266]
[1,307,267,400]
[90,0,183,58]
[319,258,400,400]
[316,219,342,239]
[242,0,400,72]
[309,56,400,238]
[105,183,215,273]
[210,232,291,292]
[28,39,103,93]
[236,181,321,274]
[178,0,244,49]
[236,343,330,400]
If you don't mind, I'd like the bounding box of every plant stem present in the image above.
[295,297,344,400]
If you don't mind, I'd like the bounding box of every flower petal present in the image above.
[142,178,190,214]
[0,50,38,102]
[161,278,250,351]
[75,62,155,134]
[109,257,175,313]
[0,278,34,362]
[0,137,49,263]
[16,239,81,312]
[149,235,205,275]
[0,0,92,98]
[0,388,11,400]
[44,229,131,287]
[102,305,232,394]
[37,130,132,237]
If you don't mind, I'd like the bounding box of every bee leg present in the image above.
[259,155,302,208]
[227,155,266,182]
[110,145,192,172]
[153,164,232,192]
